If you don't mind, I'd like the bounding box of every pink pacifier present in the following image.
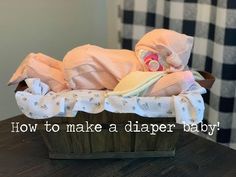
[144,53,164,72]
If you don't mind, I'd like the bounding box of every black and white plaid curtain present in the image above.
[119,0,236,149]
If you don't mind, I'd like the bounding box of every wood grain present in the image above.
[36,111,179,158]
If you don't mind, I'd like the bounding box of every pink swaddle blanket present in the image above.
[9,29,195,95]
[8,53,68,92]
[144,71,195,97]
[63,44,143,90]
[135,29,193,72]
[108,70,195,97]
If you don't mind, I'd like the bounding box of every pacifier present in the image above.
[144,53,164,72]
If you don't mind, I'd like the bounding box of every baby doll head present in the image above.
[135,28,193,72]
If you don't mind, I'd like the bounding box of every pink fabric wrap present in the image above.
[63,44,143,90]
[144,71,195,97]
[8,53,68,92]
[135,29,193,71]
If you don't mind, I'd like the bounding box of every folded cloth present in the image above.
[63,44,143,90]
[191,70,205,80]
[173,93,205,124]
[108,71,196,97]
[8,53,68,92]
[135,29,193,72]
[25,78,49,95]
[144,71,195,97]
[107,71,166,97]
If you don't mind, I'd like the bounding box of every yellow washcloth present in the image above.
[107,71,166,97]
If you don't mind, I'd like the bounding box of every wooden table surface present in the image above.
[0,115,236,177]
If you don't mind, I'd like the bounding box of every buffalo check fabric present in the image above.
[119,0,236,149]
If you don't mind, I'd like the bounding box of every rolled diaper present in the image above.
[63,44,143,90]
[135,29,193,72]
[8,53,68,92]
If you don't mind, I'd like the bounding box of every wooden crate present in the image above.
[38,111,180,159]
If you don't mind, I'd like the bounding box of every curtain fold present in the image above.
[119,0,236,149]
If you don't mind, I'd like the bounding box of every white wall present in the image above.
[0,0,118,120]
[107,0,120,49]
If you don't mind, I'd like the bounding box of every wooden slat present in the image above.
[37,111,178,157]
[49,151,175,159]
